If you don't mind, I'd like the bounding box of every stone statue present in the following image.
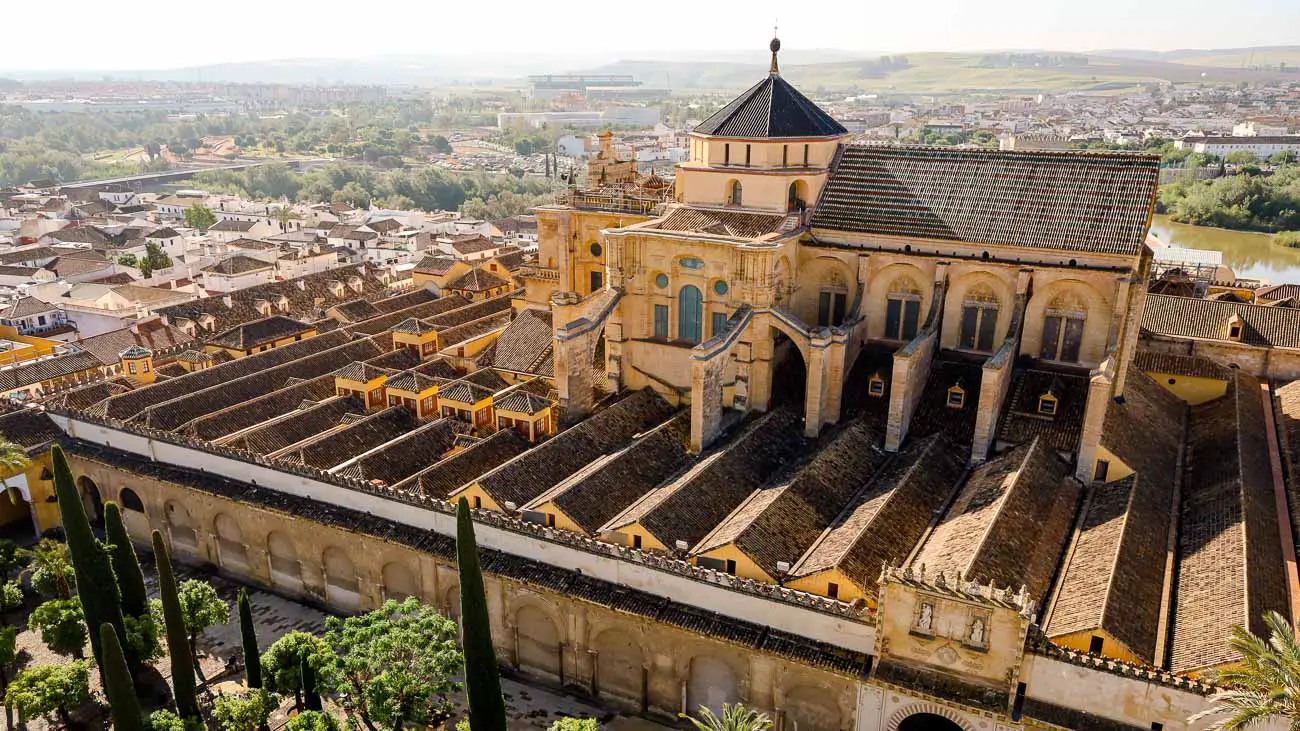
[970,617,985,644]
[918,603,933,630]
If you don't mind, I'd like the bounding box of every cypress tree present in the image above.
[100,623,144,731]
[104,502,148,619]
[152,530,199,720]
[238,588,262,689]
[301,655,321,712]
[51,445,127,668]
[456,497,506,731]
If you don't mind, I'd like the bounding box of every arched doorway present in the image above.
[267,532,302,594]
[322,546,361,613]
[898,713,965,731]
[118,488,149,538]
[382,562,418,602]
[679,286,704,344]
[76,476,102,523]
[686,655,738,717]
[592,628,644,710]
[0,486,35,541]
[515,604,561,681]
[783,686,841,731]
[165,500,197,558]
[770,329,808,409]
[214,513,247,573]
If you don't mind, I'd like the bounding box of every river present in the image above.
[1149,214,1300,284]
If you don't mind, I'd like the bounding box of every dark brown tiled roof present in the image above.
[873,660,1008,714]
[439,369,509,404]
[1142,293,1300,348]
[384,369,444,394]
[225,396,367,455]
[334,417,468,485]
[446,267,509,293]
[1171,372,1290,672]
[331,361,394,383]
[1272,379,1300,564]
[188,375,341,443]
[1257,283,1300,303]
[1132,350,1231,380]
[329,299,380,322]
[475,309,553,376]
[1046,472,1173,665]
[397,429,533,499]
[911,438,1080,607]
[693,72,847,138]
[371,288,437,314]
[75,321,195,367]
[414,255,456,275]
[134,335,386,432]
[791,433,967,592]
[996,369,1089,453]
[811,145,1160,256]
[435,312,511,348]
[0,350,101,391]
[695,418,889,579]
[203,255,274,275]
[527,413,691,534]
[605,407,807,549]
[493,389,553,415]
[277,406,419,469]
[471,388,677,509]
[342,294,473,337]
[908,357,984,444]
[205,316,313,350]
[51,379,134,412]
[1101,368,1185,490]
[648,207,789,239]
[2,296,56,318]
[0,408,62,452]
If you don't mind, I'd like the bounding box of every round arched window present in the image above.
[655,273,669,289]
[590,243,602,257]
[714,280,728,296]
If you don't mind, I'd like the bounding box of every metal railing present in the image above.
[557,187,670,216]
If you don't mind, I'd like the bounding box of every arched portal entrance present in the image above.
[769,329,808,409]
[0,486,35,541]
[76,476,103,523]
[898,713,966,731]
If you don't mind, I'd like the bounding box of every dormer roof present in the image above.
[693,43,846,140]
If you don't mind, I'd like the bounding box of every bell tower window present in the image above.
[678,285,703,343]
[728,180,743,206]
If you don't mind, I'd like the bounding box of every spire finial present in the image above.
[769,26,781,75]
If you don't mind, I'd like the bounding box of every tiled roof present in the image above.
[1272,379,1300,564]
[436,312,511,348]
[0,408,62,452]
[1142,294,1300,348]
[910,437,1080,607]
[437,378,496,405]
[0,350,101,391]
[475,309,553,376]
[371,288,437,314]
[204,255,274,276]
[493,388,554,415]
[1132,350,1231,380]
[206,316,312,350]
[446,267,509,292]
[790,433,966,592]
[331,361,393,383]
[209,219,257,232]
[470,388,677,509]
[330,299,380,322]
[695,418,889,579]
[397,429,532,499]
[334,417,468,485]
[996,369,1089,453]
[693,73,847,138]
[2,297,56,318]
[1257,283,1300,303]
[223,395,366,455]
[278,406,419,470]
[414,255,456,275]
[811,145,1160,256]
[384,369,443,394]
[604,407,807,549]
[119,345,152,359]
[648,207,789,239]
[526,413,692,534]
[342,294,474,337]
[75,321,195,367]
[1046,472,1173,665]
[1171,371,1289,672]
[51,378,134,412]
[391,317,437,335]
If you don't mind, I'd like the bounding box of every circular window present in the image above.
[590,243,602,257]
[655,273,669,289]
[714,280,728,296]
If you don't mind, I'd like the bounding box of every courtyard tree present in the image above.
[549,719,599,731]
[0,625,19,731]
[212,688,280,731]
[457,497,507,731]
[0,582,20,627]
[261,630,330,709]
[150,578,228,682]
[285,711,342,731]
[21,538,73,599]
[51,444,128,668]
[237,589,262,689]
[1224,150,1259,166]
[319,597,463,731]
[301,654,321,711]
[682,704,773,731]
[101,624,144,731]
[5,660,91,729]
[0,438,29,493]
[28,598,87,658]
[151,530,199,721]
[183,203,216,232]
[105,502,149,617]
[138,241,173,278]
[0,540,21,583]
[1191,610,1300,730]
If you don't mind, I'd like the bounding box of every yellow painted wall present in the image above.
[526,502,585,534]
[616,522,669,553]
[0,451,57,532]
[452,483,503,513]
[695,543,776,583]
[785,568,871,606]
[1095,446,1135,483]
[1144,371,1228,406]
[1051,629,1146,666]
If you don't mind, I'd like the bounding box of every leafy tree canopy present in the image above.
[29,598,87,658]
[212,688,280,731]
[6,660,91,726]
[285,710,343,731]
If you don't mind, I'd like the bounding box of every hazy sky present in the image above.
[4,0,1297,71]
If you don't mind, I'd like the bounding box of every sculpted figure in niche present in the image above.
[969,617,985,644]
[918,603,934,630]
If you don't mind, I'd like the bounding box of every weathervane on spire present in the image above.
[770,20,781,75]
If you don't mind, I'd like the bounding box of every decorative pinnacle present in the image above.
[769,35,781,75]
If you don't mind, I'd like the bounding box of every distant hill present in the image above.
[1091,46,1300,68]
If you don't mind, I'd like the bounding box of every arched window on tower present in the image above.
[1040,292,1088,363]
[885,276,923,341]
[817,269,848,328]
[959,284,1000,352]
[678,285,703,343]
[728,180,743,206]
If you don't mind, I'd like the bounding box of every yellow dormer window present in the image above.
[1038,391,1058,416]
[868,373,885,398]
[947,384,966,409]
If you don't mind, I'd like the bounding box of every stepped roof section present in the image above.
[811,145,1160,257]
[693,38,846,139]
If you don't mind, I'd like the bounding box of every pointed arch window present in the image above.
[885,277,923,341]
[678,285,703,343]
[959,284,1000,353]
[1041,293,1087,363]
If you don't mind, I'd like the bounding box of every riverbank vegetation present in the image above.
[1157,164,1300,233]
